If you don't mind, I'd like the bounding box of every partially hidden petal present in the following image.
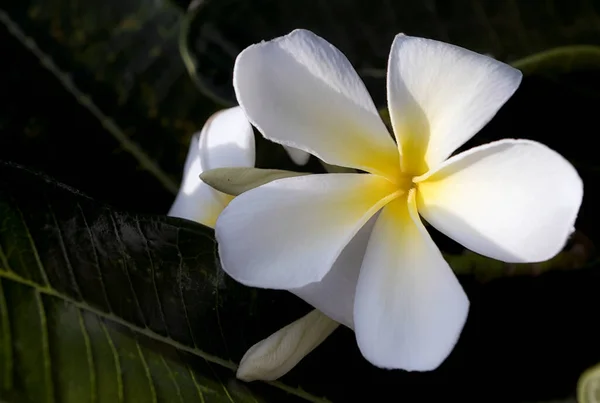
[168,134,228,228]
[387,34,522,174]
[354,190,469,371]
[169,106,254,226]
[234,28,400,179]
[291,215,377,328]
[284,145,311,166]
[415,139,583,263]
[168,181,227,228]
[216,174,397,289]
[237,310,339,382]
[199,106,255,172]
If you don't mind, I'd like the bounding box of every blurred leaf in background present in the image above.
[0,0,218,213]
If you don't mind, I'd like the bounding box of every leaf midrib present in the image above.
[0,269,330,403]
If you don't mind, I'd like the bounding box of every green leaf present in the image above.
[0,161,326,403]
[200,168,309,196]
[443,229,596,283]
[511,45,600,75]
[183,0,600,105]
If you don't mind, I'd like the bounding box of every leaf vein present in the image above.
[77,203,113,313]
[175,228,198,348]
[186,365,206,403]
[13,200,49,286]
[0,198,32,281]
[108,212,147,328]
[0,244,12,274]
[99,320,124,403]
[47,203,83,300]
[77,309,97,403]
[134,338,157,403]
[134,217,169,336]
[159,354,184,403]
[204,358,235,403]
[0,279,13,390]
[35,291,55,403]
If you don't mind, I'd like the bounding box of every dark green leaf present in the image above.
[511,45,600,75]
[443,230,596,283]
[0,161,326,403]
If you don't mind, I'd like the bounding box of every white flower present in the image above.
[168,106,255,227]
[215,29,584,371]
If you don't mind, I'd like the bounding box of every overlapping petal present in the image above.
[198,106,255,172]
[169,107,255,227]
[415,139,583,263]
[353,191,469,370]
[387,34,522,174]
[216,174,398,289]
[168,156,226,227]
[234,28,400,179]
[291,216,377,328]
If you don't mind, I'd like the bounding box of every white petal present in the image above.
[236,310,339,382]
[216,174,397,289]
[199,106,255,172]
[168,180,226,228]
[284,145,311,166]
[291,215,377,328]
[168,135,226,227]
[354,191,469,371]
[387,34,522,174]
[234,29,400,179]
[168,107,255,227]
[416,139,583,263]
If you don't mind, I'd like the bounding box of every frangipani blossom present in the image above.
[216,29,583,371]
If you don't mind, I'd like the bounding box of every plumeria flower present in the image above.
[215,29,583,372]
[168,106,335,380]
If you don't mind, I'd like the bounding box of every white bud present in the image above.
[236,310,339,381]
